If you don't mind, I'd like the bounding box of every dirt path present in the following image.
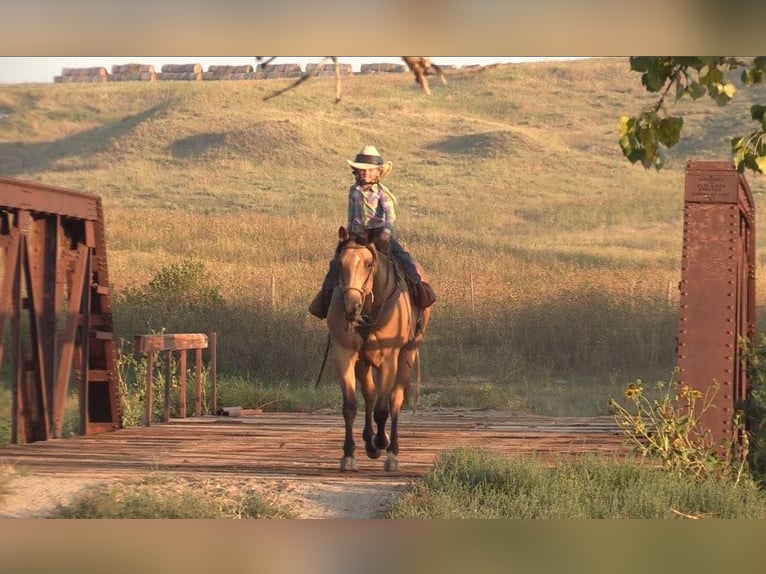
[0,470,411,519]
[0,409,625,518]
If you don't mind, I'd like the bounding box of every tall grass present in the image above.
[390,448,766,518]
[2,58,766,417]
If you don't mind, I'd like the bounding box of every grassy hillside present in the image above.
[2,57,765,416]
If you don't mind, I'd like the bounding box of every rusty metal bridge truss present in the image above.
[678,161,756,447]
[0,176,121,443]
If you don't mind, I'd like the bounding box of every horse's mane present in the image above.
[335,230,375,257]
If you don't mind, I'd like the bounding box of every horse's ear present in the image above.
[339,226,349,241]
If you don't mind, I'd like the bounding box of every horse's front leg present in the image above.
[335,350,359,472]
[355,360,380,459]
[373,356,398,456]
[385,348,416,472]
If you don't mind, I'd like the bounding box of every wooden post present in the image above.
[163,350,172,423]
[145,351,154,426]
[179,349,187,419]
[195,348,203,416]
[210,332,217,415]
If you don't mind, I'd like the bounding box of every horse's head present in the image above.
[336,226,378,324]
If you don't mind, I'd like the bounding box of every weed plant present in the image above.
[609,375,749,481]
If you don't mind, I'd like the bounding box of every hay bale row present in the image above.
[61,67,109,78]
[261,63,302,74]
[257,70,303,79]
[201,70,304,81]
[305,63,353,75]
[360,63,405,73]
[158,72,202,81]
[202,72,255,81]
[110,72,157,82]
[111,63,156,75]
[160,64,203,74]
[56,67,109,82]
[207,65,254,74]
[54,73,108,83]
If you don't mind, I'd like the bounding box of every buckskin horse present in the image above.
[327,226,431,472]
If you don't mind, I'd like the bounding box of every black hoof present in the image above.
[365,441,382,459]
[373,433,390,451]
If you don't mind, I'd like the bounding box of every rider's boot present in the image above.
[309,288,333,319]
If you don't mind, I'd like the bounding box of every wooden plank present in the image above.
[0,411,629,480]
[134,333,208,353]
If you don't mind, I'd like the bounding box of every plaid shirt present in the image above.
[347,182,396,236]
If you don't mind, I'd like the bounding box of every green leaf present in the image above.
[751,104,766,124]
[732,138,747,172]
[629,57,652,73]
[656,116,684,147]
[756,154,766,174]
[710,82,736,105]
[640,58,674,92]
[687,82,707,100]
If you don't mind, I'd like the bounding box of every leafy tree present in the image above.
[619,56,766,174]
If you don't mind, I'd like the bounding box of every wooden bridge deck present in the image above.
[0,409,630,481]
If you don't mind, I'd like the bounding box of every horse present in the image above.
[327,226,431,472]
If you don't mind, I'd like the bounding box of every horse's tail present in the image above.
[414,349,421,414]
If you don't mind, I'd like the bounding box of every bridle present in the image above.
[338,243,377,312]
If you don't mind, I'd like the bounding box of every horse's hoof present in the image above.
[384,453,400,473]
[365,442,382,459]
[373,433,390,451]
[340,456,358,472]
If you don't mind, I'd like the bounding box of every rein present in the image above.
[345,245,402,334]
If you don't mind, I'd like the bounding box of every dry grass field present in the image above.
[2,57,766,417]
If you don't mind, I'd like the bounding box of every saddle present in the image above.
[377,244,430,336]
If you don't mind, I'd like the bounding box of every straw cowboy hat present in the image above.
[346,146,393,178]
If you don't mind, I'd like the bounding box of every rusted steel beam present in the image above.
[0,176,100,221]
[678,161,755,448]
[1,176,122,442]
[53,243,89,437]
[19,232,49,442]
[0,227,21,370]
